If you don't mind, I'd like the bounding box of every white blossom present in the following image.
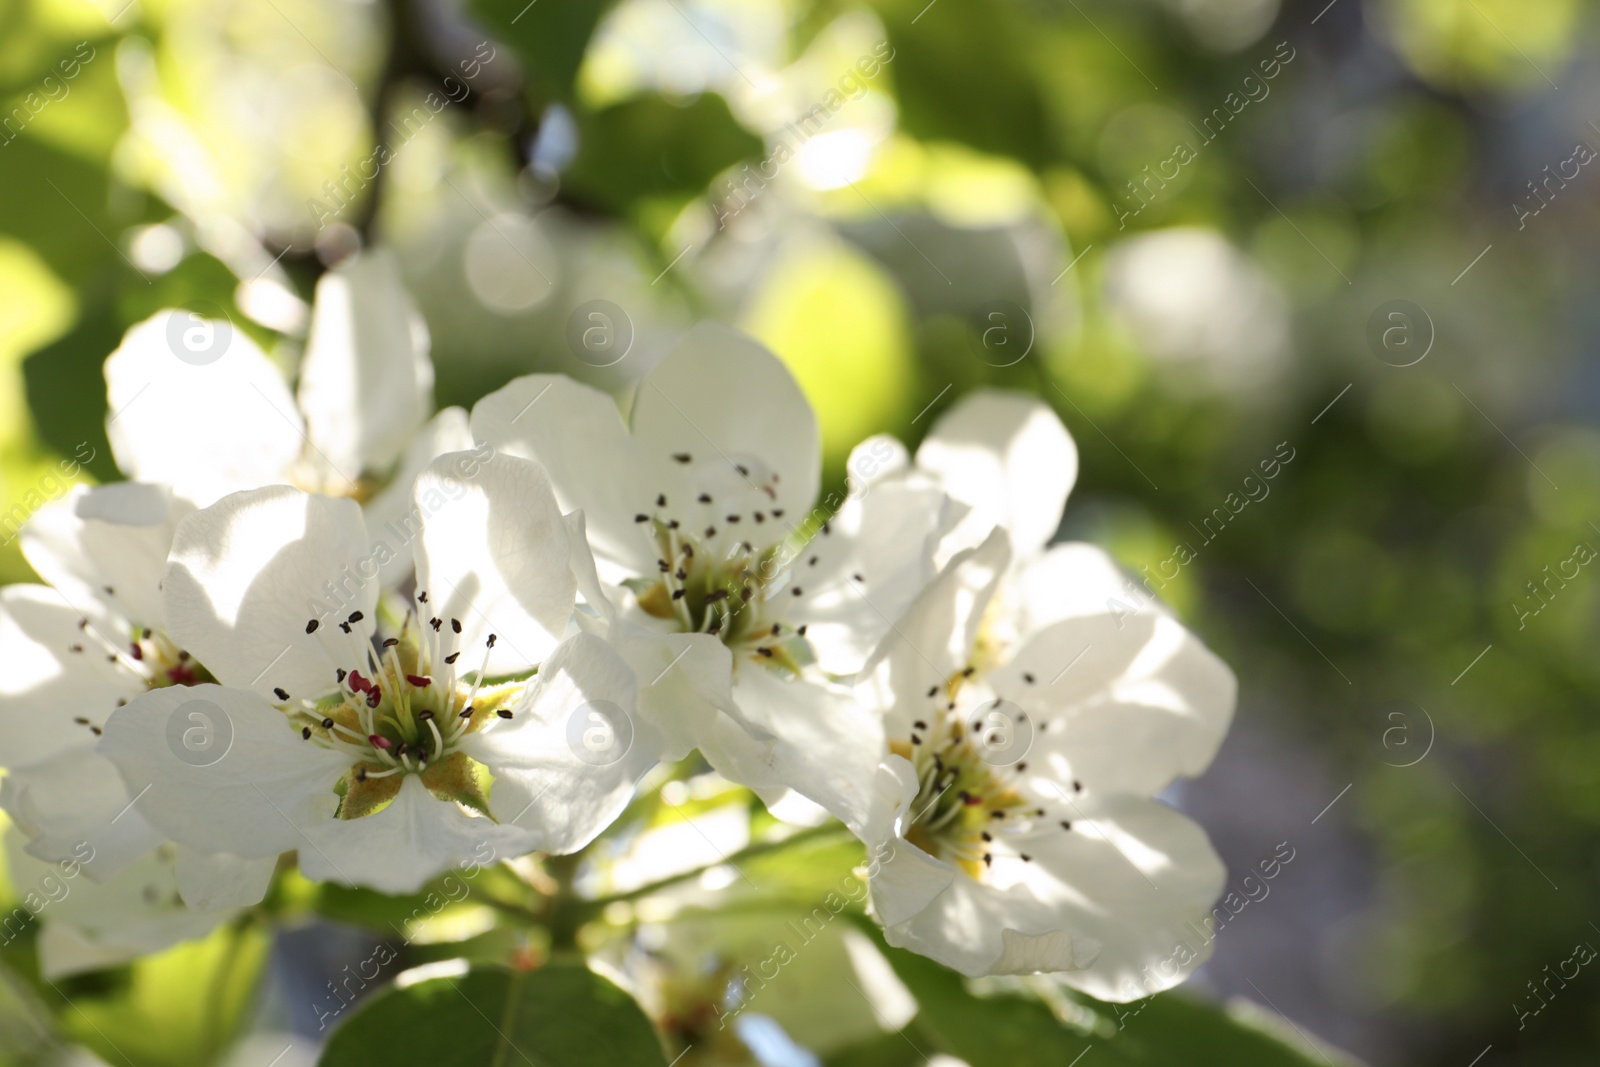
[103,248,470,575]
[97,451,654,894]
[471,323,959,826]
[0,483,268,960]
[834,393,1235,998]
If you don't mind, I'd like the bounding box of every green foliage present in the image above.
[865,0,1055,167]
[469,0,620,103]
[319,963,668,1067]
[563,93,763,219]
[30,922,270,1067]
[878,936,1343,1067]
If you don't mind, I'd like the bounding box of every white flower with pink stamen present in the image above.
[0,482,270,973]
[97,450,654,894]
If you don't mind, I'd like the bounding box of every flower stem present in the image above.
[579,822,853,914]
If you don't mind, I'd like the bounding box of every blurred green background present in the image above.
[2,0,1597,1063]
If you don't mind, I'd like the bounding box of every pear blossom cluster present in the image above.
[0,250,1234,1000]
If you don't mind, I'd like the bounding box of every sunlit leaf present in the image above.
[320,962,668,1067]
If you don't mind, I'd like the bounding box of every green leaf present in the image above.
[821,1029,928,1067]
[0,135,120,286]
[562,93,762,219]
[1102,991,1362,1067]
[319,963,668,1067]
[470,0,619,103]
[876,931,1358,1066]
[864,0,1054,167]
[41,920,271,1067]
[879,943,1114,1066]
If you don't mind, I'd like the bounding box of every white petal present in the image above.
[860,764,954,926]
[362,406,474,589]
[104,312,302,505]
[163,487,375,699]
[888,878,1103,984]
[917,390,1077,560]
[297,248,434,477]
[97,683,350,858]
[858,755,921,843]
[858,529,1011,737]
[631,323,820,532]
[297,776,535,895]
[411,451,576,674]
[706,667,883,831]
[0,584,144,768]
[610,626,733,761]
[564,510,616,624]
[800,473,964,676]
[20,483,191,631]
[0,746,163,881]
[991,613,1235,796]
[883,797,1224,997]
[1019,796,1225,996]
[845,434,910,489]
[996,927,1089,975]
[1018,542,1169,631]
[38,921,150,979]
[472,375,658,579]
[7,834,230,978]
[174,848,277,911]
[460,632,651,853]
